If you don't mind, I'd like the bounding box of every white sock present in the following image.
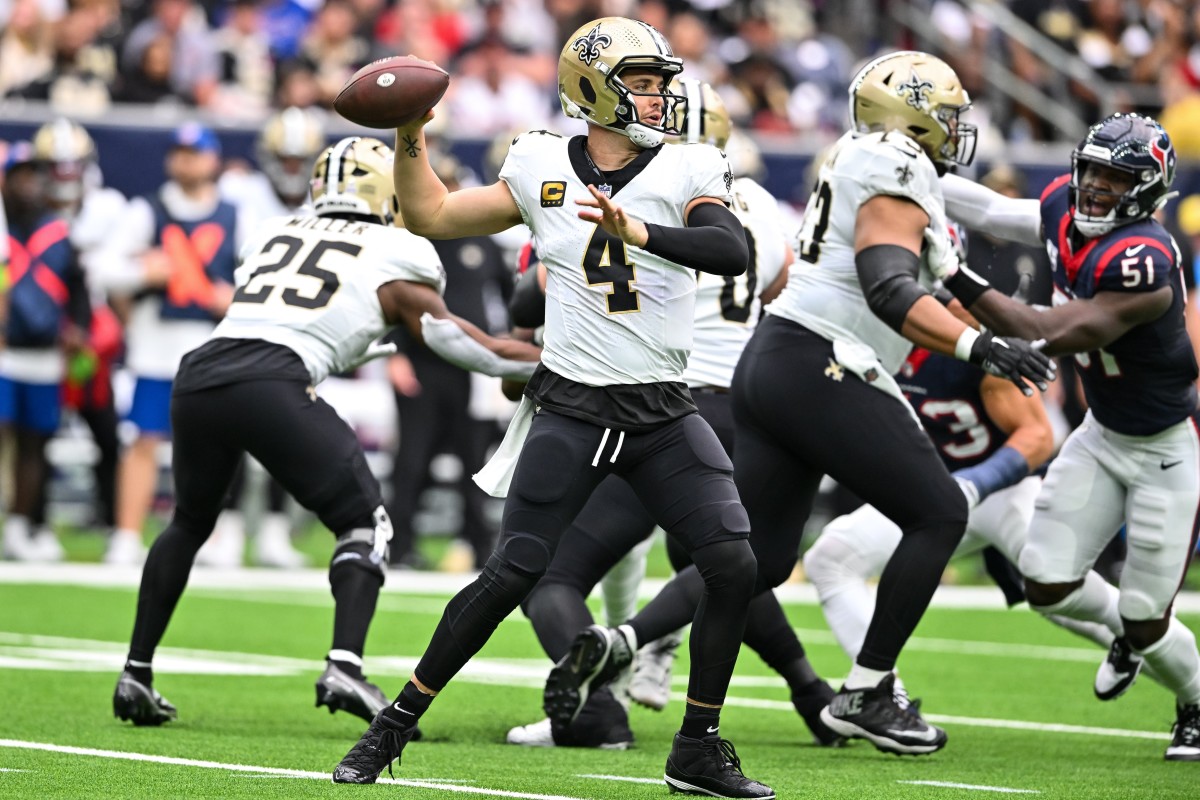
[1031,571,1122,634]
[327,649,363,667]
[257,513,292,545]
[816,583,874,662]
[1046,614,1115,649]
[845,664,891,690]
[4,515,31,542]
[601,537,652,627]
[1136,618,1200,705]
[113,528,142,542]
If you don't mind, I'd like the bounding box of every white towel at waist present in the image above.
[473,395,535,497]
[831,338,922,429]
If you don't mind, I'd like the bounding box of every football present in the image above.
[334,55,450,130]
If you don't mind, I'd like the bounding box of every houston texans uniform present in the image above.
[1020,176,1200,620]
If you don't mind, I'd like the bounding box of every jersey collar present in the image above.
[568,136,662,198]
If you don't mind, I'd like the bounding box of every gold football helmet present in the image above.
[669,78,731,149]
[558,16,686,149]
[310,136,398,224]
[848,50,976,169]
[259,106,326,205]
[32,118,96,204]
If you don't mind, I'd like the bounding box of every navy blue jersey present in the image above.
[1040,175,1198,435]
[897,349,1006,470]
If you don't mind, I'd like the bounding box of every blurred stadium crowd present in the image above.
[2,0,1200,574]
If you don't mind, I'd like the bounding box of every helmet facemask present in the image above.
[558,18,686,149]
[310,136,396,225]
[1068,113,1176,239]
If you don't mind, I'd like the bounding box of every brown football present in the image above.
[334,55,450,129]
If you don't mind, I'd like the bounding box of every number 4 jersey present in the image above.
[500,131,733,386]
[203,215,445,384]
[1040,175,1197,435]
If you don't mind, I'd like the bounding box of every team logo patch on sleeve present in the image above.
[540,181,566,207]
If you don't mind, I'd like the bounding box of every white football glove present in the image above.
[345,341,398,370]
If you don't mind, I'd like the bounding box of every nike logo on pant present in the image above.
[1162,460,1183,470]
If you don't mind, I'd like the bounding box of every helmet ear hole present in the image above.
[579,78,597,104]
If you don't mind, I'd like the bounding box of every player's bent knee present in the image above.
[692,538,757,595]
[803,534,862,590]
[496,532,552,578]
[1118,589,1168,628]
[329,535,386,582]
[171,507,221,542]
[1024,579,1083,613]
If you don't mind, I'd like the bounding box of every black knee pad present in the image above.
[329,537,386,583]
[691,538,757,597]
[496,532,552,578]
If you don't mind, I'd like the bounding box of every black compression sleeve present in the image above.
[508,264,546,329]
[642,202,748,276]
[854,244,929,332]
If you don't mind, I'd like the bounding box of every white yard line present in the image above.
[898,780,1040,794]
[576,775,662,785]
[11,562,1200,611]
[0,739,586,800]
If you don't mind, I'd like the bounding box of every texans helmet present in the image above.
[1069,112,1176,238]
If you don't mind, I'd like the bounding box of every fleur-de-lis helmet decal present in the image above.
[572,24,612,67]
[848,50,977,170]
[557,17,686,149]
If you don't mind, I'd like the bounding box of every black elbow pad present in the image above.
[855,244,929,332]
[509,263,546,329]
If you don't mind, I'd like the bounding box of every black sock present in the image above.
[330,657,364,681]
[680,702,721,740]
[329,547,384,656]
[128,520,207,664]
[381,681,434,726]
[123,660,153,686]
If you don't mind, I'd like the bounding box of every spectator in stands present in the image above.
[0,0,55,97]
[273,59,323,109]
[211,0,274,119]
[299,0,369,107]
[367,0,461,67]
[91,124,241,564]
[115,34,179,105]
[445,36,553,136]
[7,7,116,115]
[121,0,218,107]
[0,143,91,562]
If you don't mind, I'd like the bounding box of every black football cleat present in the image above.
[664,733,775,799]
[543,625,634,740]
[1095,636,1144,701]
[315,661,389,723]
[332,711,419,784]
[791,679,846,747]
[113,670,177,726]
[1166,703,1200,761]
[820,673,946,755]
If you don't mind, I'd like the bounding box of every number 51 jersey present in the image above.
[500,131,734,387]
[211,214,445,384]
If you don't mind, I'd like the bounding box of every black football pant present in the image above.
[128,377,386,665]
[522,391,813,683]
[412,408,757,706]
[735,317,967,671]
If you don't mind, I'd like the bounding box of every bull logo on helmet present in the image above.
[572,24,612,67]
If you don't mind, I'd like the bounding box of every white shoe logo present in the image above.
[887,725,940,743]
[1125,244,1146,257]
[706,725,719,734]
[392,703,415,715]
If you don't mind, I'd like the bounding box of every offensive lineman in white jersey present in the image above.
[111,137,539,729]
[335,17,773,799]
[728,51,1056,756]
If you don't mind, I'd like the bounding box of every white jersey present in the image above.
[219,170,305,232]
[767,130,947,375]
[684,176,788,388]
[500,131,733,386]
[211,215,445,384]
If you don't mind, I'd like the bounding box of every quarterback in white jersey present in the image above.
[729,51,1055,757]
[112,137,539,731]
[335,18,773,799]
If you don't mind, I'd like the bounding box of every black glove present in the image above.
[969,331,1056,396]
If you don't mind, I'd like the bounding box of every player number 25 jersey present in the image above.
[768,130,946,375]
[500,132,733,386]
[212,214,445,384]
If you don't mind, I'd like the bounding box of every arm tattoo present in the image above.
[401,135,421,158]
